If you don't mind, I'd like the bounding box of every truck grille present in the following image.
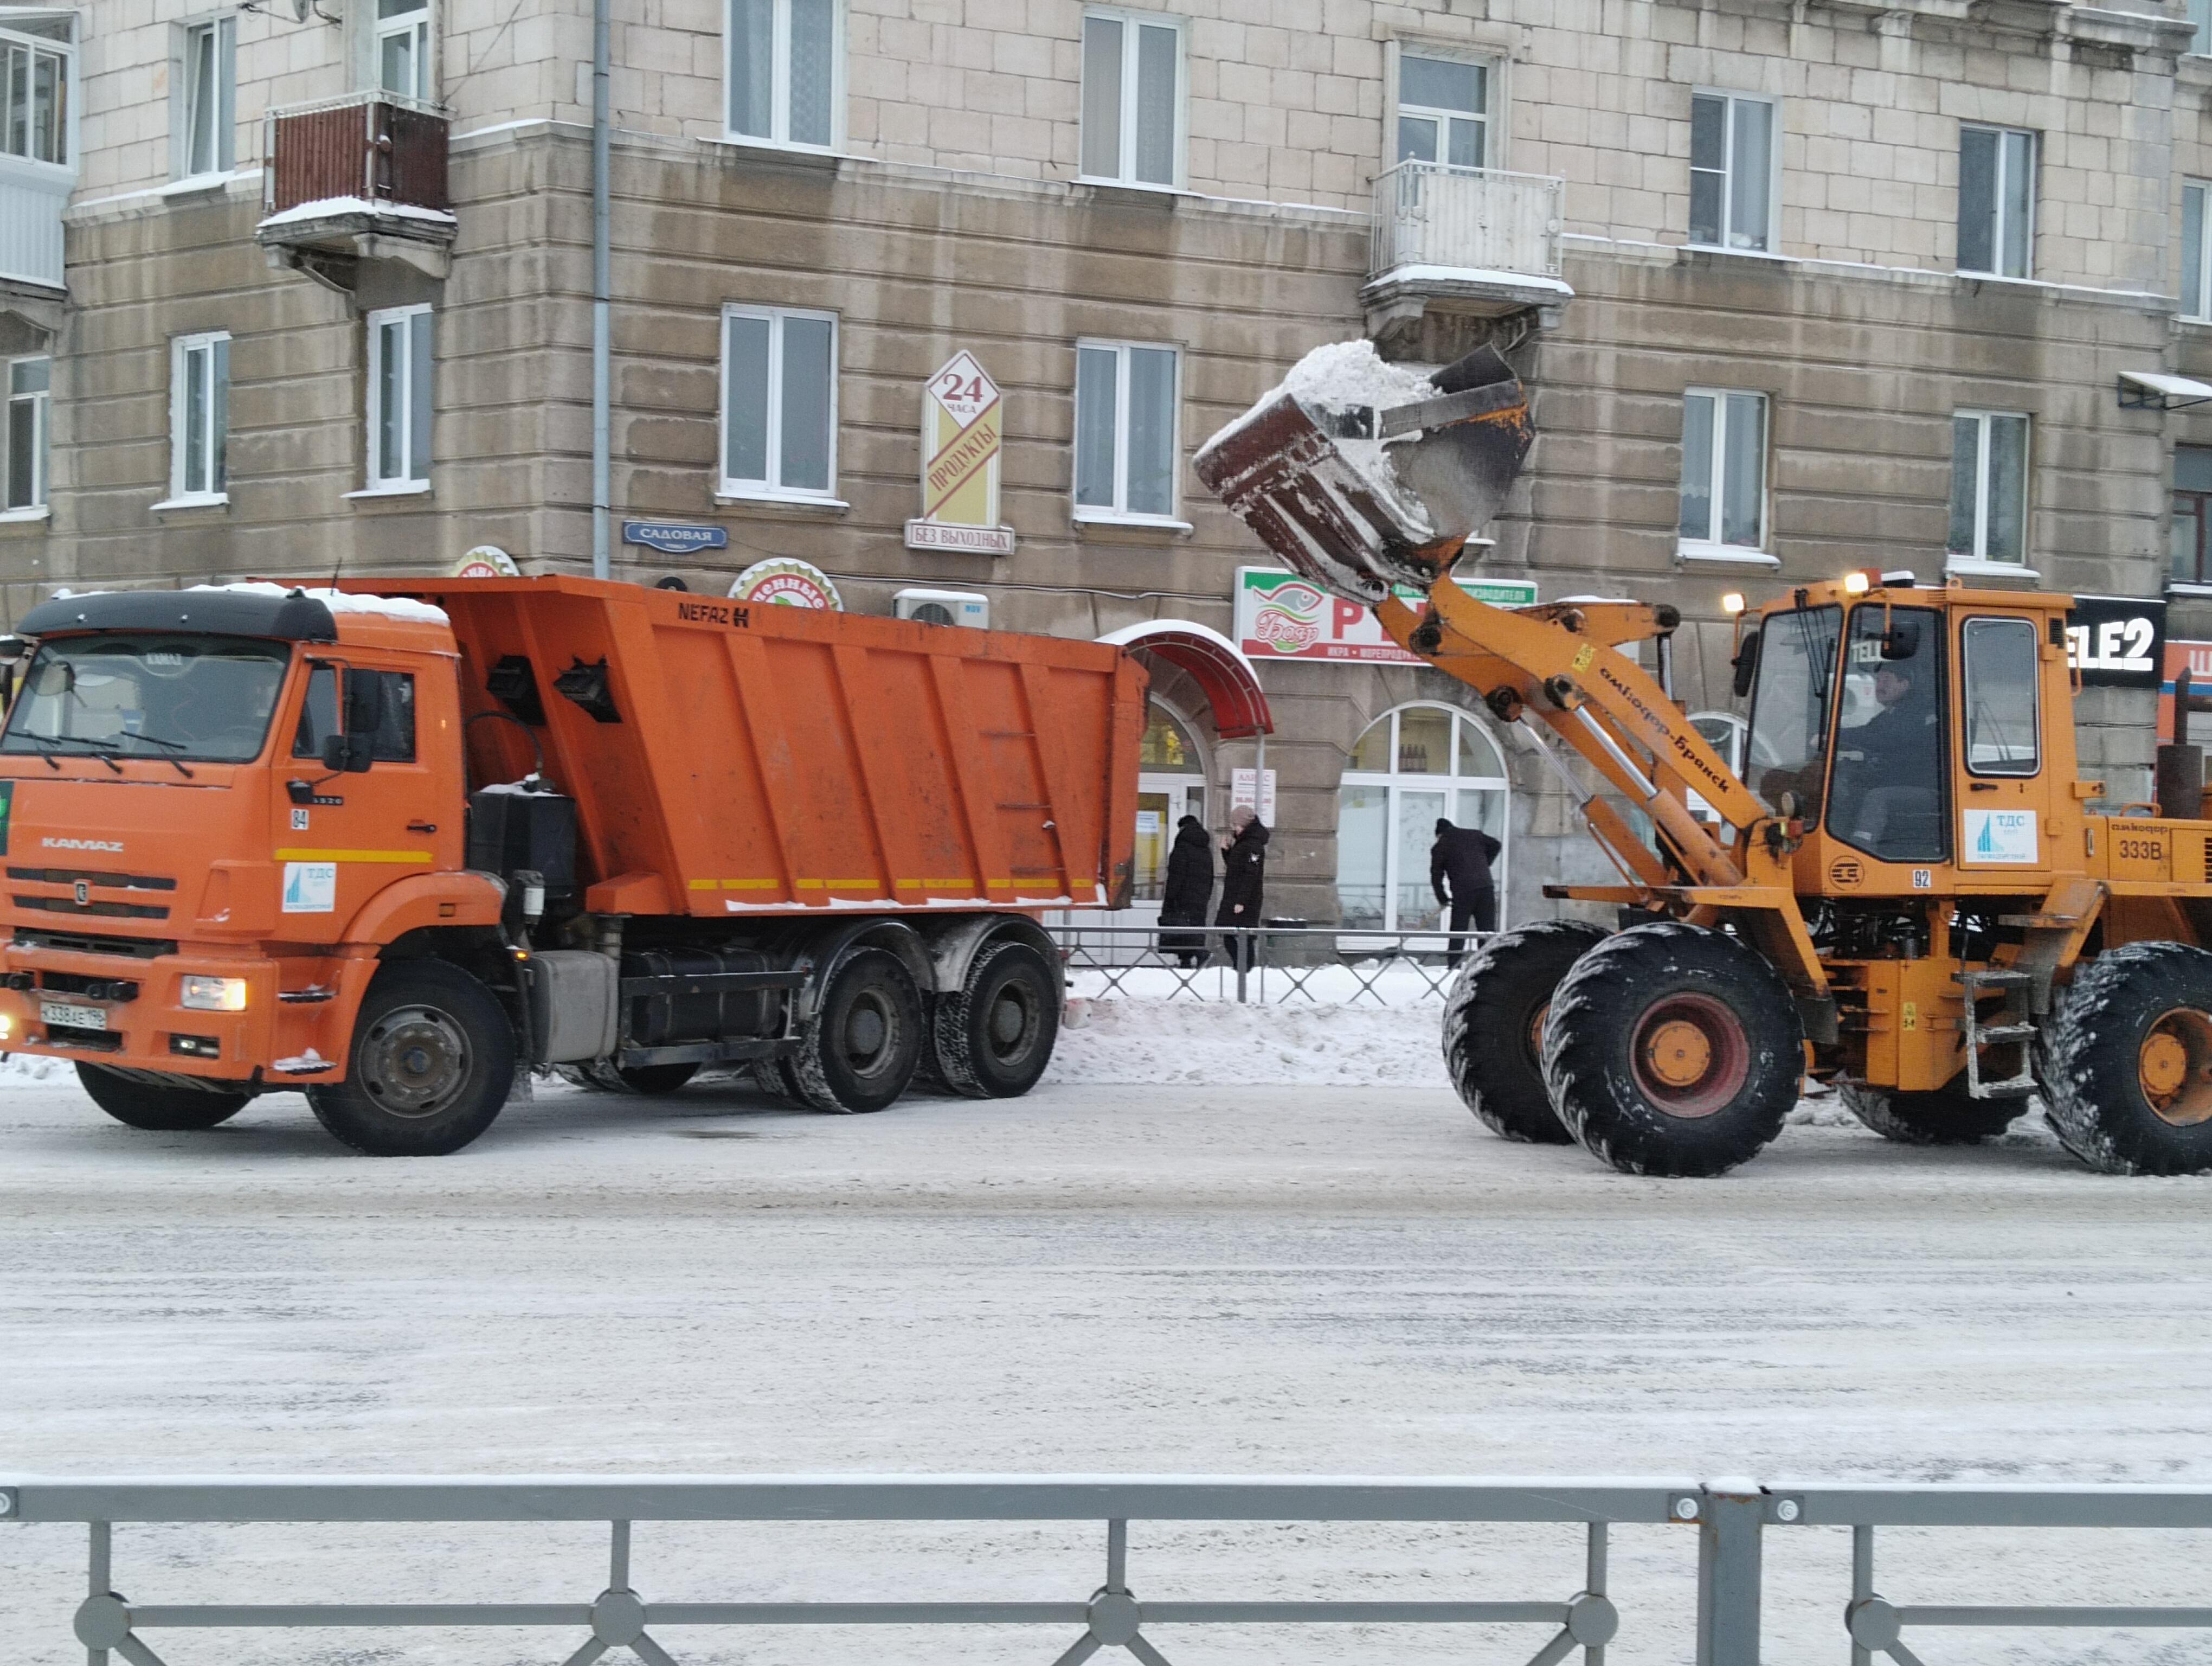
[10,928,179,959]
[41,1021,122,1051]
[7,866,177,892]
[12,895,171,921]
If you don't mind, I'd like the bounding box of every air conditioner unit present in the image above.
[894,588,989,630]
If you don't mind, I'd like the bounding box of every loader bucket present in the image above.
[1193,343,1533,603]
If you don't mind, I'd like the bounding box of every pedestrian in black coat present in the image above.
[1214,806,1270,971]
[1430,817,1501,965]
[1158,814,1214,968]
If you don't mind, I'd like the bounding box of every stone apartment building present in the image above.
[0,0,2207,926]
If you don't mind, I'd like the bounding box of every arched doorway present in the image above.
[1133,702,1207,901]
[1335,702,1510,931]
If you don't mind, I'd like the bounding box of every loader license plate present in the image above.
[40,999,106,1031]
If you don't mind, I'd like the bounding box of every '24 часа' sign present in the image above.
[2066,595,2165,690]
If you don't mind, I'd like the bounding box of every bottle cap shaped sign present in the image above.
[454,546,521,578]
[728,556,843,610]
[905,350,1015,555]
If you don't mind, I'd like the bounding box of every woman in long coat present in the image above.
[1158,814,1214,967]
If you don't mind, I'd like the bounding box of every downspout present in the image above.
[589,0,612,579]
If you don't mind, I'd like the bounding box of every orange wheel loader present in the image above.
[1197,342,2212,1177]
[0,578,1143,1154]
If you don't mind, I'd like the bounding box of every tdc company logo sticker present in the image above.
[1964,809,2039,864]
[282,862,338,913]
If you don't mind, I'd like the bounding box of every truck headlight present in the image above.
[181,976,249,1012]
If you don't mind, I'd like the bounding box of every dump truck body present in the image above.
[0,577,1144,1152]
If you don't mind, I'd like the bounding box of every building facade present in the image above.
[4,0,2209,927]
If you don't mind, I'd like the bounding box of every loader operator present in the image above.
[1831,652,1943,861]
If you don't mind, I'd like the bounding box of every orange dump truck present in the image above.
[0,576,1144,1153]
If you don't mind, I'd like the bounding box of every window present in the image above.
[726,0,838,150]
[1396,53,1486,169]
[1827,604,1947,862]
[4,356,47,511]
[1133,703,1205,902]
[1689,92,1774,253]
[364,305,432,490]
[168,331,229,504]
[1961,617,2040,777]
[1958,125,2033,278]
[1074,339,1178,521]
[1679,389,1766,551]
[377,0,430,99]
[2192,0,2210,56]
[720,305,836,499]
[2186,182,2210,322]
[294,666,417,763]
[3,636,290,765]
[1336,703,1509,933]
[1745,603,1839,818]
[2174,446,2212,586]
[0,20,72,166]
[176,17,234,179]
[1080,8,1181,187]
[1948,411,2029,565]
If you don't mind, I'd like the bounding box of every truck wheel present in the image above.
[1542,921,1803,1177]
[790,948,923,1113]
[1442,920,1608,1143]
[2039,941,2212,1175]
[935,940,1059,1099]
[558,1059,699,1095]
[307,961,516,1156]
[76,1063,249,1131]
[1840,1078,2023,1144]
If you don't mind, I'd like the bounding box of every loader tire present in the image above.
[1840,1079,2023,1145]
[935,940,1059,1099]
[1442,920,1608,1144]
[76,1063,249,1131]
[1542,921,1802,1178]
[790,948,924,1113]
[2037,941,2212,1175]
[307,960,516,1156]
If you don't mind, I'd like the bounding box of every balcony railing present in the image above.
[0,157,65,290]
[262,91,449,221]
[1369,161,1564,283]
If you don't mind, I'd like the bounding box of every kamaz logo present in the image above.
[42,836,123,853]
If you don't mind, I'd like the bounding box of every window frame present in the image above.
[2185,179,2211,323]
[1390,42,1494,172]
[375,0,432,101]
[1948,409,2031,566]
[0,15,75,174]
[1687,88,1779,255]
[363,304,432,494]
[1677,386,1769,555]
[166,330,230,508]
[717,302,840,503]
[723,0,845,155]
[1072,337,1182,526]
[2175,444,2212,587]
[3,353,48,515]
[1957,123,2035,279]
[1077,4,1187,190]
[1959,616,2042,779]
[2192,0,2210,57]
[1335,701,1513,935]
[173,14,235,182]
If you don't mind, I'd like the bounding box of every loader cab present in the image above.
[1741,574,2073,895]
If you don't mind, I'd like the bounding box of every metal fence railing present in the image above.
[8,1476,2212,1666]
[1050,924,1490,1006]
[1370,161,1565,280]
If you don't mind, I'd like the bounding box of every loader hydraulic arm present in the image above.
[1377,572,1771,894]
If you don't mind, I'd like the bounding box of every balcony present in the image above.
[255,92,455,290]
[1364,163,1572,341]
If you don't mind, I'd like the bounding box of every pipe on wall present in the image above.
[590,0,612,580]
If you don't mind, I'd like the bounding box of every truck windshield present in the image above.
[1,635,292,764]
[1745,603,1841,819]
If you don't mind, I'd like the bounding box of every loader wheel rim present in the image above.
[1526,1001,1551,1068]
[1630,992,1747,1119]
[359,1004,471,1119]
[2139,1008,2212,1126]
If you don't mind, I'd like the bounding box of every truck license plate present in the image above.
[40,999,107,1031]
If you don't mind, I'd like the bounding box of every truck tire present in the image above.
[1542,921,1803,1177]
[790,948,924,1114]
[558,1059,700,1096]
[1840,1078,2023,1145]
[307,960,517,1156]
[76,1063,249,1131]
[935,940,1059,1099]
[2038,941,2212,1175]
[1442,920,1608,1144]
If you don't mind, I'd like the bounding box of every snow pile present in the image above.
[1045,996,1445,1086]
[0,1050,76,1084]
[195,581,450,624]
[258,195,458,230]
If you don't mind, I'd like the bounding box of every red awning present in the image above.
[1097,619,1274,739]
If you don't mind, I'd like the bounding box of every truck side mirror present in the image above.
[1879,621,1920,661]
[321,733,373,773]
[343,668,387,737]
[1731,629,1760,699]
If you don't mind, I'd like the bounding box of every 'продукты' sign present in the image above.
[1233,567,1538,664]
[905,351,1015,555]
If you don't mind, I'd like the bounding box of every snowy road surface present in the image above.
[3,1053,2210,1665]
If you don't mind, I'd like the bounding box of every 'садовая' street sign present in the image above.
[905,351,1015,555]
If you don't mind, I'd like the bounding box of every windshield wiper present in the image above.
[32,735,126,774]
[111,732,196,778]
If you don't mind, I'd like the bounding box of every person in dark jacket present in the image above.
[1430,817,1501,965]
[1214,806,1270,971]
[1157,814,1214,968]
